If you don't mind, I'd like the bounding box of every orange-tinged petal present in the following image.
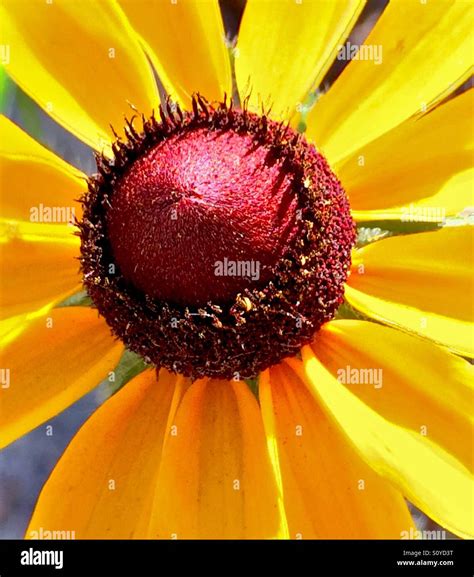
[0,307,123,448]
[0,115,85,221]
[306,0,474,164]
[0,219,81,320]
[287,348,474,539]
[149,379,286,539]
[346,226,474,357]
[312,320,474,473]
[27,369,175,539]
[1,0,158,152]
[119,0,231,107]
[339,90,473,220]
[235,0,365,120]
[0,304,65,349]
[260,364,415,538]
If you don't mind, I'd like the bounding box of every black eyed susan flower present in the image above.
[0,0,473,539]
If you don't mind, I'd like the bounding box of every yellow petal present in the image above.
[346,226,474,357]
[0,219,80,320]
[339,90,473,220]
[0,307,123,449]
[0,312,32,347]
[306,0,474,164]
[1,0,158,152]
[287,347,474,539]
[0,115,85,221]
[27,369,174,539]
[260,364,415,538]
[236,0,365,120]
[149,379,286,538]
[313,320,474,474]
[118,0,231,107]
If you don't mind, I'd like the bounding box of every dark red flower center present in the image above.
[106,127,298,306]
[79,97,355,379]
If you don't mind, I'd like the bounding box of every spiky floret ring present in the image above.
[79,96,355,380]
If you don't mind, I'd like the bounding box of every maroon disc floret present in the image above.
[79,96,355,380]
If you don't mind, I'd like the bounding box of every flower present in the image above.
[1,0,473,540]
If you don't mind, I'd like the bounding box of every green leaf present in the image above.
[335,300,367,321]
[2,72,42,139]
[57,290,93,308]
[245,376,259,400]
[0,66,9,112]
[105,349,150,396]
